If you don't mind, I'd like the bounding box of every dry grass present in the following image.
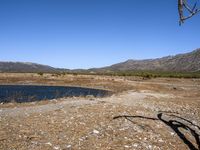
[0,73,200,150]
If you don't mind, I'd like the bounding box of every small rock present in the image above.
[54,146,60,150]
[124,145,131,148]
[133,143,138,147]
[170,132,175,136]
[158,139,164,142]
[148,145,152,149]
[45,142,52,146]
[93,129,100,134]
[31,141,38,145]
[66,145,72,149]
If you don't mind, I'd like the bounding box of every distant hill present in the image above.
[93,48,200,72]
[0,62,68,73]
[1,48,200,73]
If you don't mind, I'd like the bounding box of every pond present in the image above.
[0,85,110,103]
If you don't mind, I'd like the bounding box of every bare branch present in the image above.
[182,8,200,20]
[183,0,193,13]
[178,0,200,25]
[178,0,184,25]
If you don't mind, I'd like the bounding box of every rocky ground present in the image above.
[0,73,200,150]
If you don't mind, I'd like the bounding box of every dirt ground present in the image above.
[0,73,200,150]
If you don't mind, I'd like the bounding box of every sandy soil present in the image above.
[0,73,200,150]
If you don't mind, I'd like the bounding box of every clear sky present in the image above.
[0,0,200,69]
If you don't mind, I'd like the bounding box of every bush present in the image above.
[38,72,43,76]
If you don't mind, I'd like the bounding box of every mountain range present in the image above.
[0,62,68,73]
[96,48,200,72]
[0,48,200,73]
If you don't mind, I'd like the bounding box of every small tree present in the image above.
[178,0,200,25]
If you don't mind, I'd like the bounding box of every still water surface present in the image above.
[0,85,109,103]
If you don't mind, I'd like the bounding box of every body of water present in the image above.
[0,85,109,103]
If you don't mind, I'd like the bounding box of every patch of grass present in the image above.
[66,70,200,78]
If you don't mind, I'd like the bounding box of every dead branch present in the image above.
[178,0,200,25]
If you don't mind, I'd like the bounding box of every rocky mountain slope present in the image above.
[98,48,200,72]
[0,62,65,73]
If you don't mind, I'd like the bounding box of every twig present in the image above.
[178,0,200,25]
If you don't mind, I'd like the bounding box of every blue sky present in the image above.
[0,0,200,69]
